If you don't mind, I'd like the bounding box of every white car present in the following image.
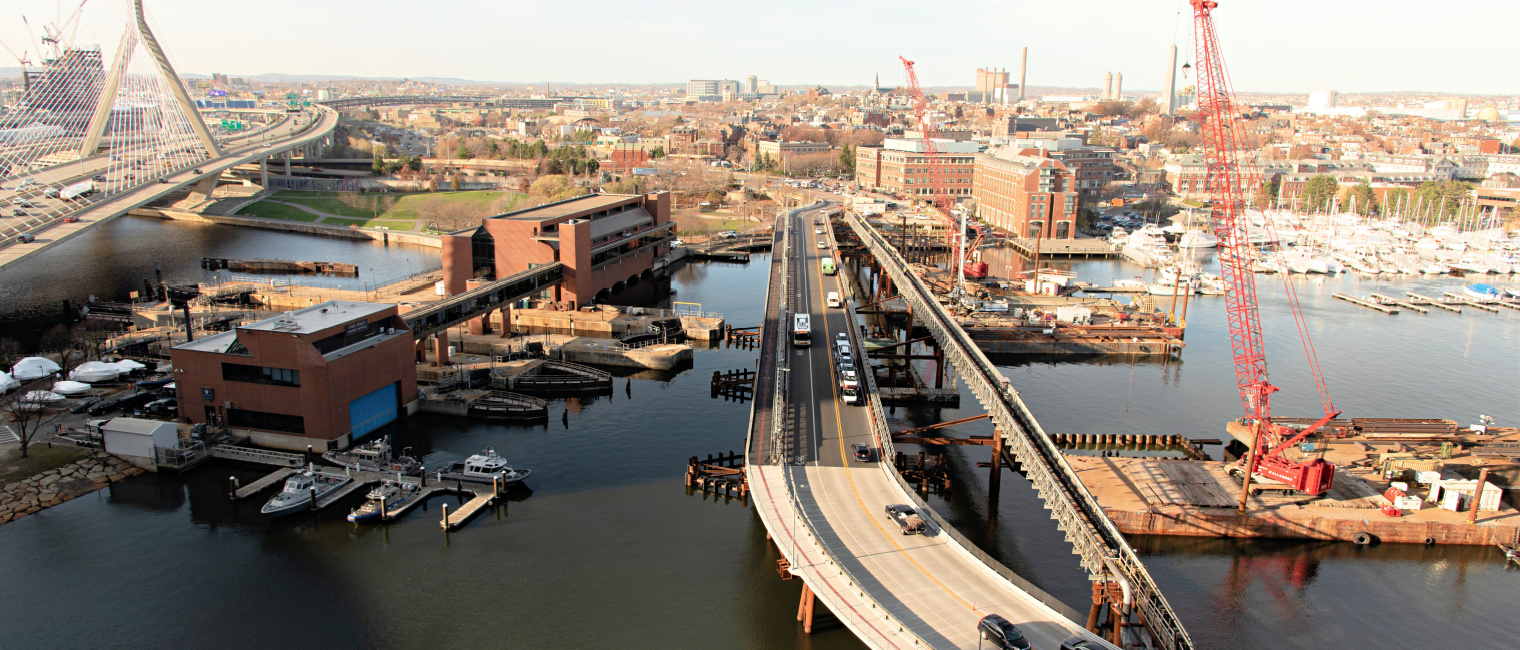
[815,228,824,234]
[817,241,827,249]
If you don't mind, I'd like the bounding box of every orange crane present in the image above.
[898,57,987,281]
[1190,0,1339,506]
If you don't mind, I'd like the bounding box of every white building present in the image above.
[101,417,179,472]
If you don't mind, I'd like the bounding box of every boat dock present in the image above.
[1440,292,1503,313]
[1333,293,1399,314]
[231,467,298,499]
[1368,293,1428,314]
[1405,292,1464,313]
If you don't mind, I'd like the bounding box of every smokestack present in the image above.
[1103,72,1113,101]
[1163,45,1178,115]
[1114,73,1123,101]
[1018,47,1027,101]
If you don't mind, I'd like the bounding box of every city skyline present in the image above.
[2,0,1516,96]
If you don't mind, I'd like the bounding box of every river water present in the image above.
[1,219,1517,648]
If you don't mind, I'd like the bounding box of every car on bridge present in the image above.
[977,614,1031,650]
[852,442,872,462]
[1059,637,1103,650]
[885,504,926,535]
[15,234,35,243]
[62,216,80,223]
[817,240,828,249]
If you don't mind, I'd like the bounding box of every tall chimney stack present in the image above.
[1018,47,1027,101]
[1163,45,1178,115]
[1103,72,1113,101]
[1114,73,1123,101]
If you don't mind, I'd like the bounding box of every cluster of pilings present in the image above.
[685,452,748,502]
[710,368,755,402]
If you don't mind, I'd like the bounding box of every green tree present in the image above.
[456,145,473,159]
[1383,188,1412,217]
[406,155,423,172]
[371,151,386,176]
[1303,174,1339,212]
[1255,178,1280,209]
[838,145,855,175]
[450,172,462,191]
[1412,180,1472,219]
[649,146,665,159]
[1349,179,1377,215]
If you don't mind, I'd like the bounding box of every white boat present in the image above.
[260,470,352,517]
[1348,257,1379,275]
[436,449,531,485]
[1451,258,1490,275]
[11,356,60,381]
[323,438,421,475]
[1420,263,1450,275]
[1462,284,1502,300]
[1147,281,1196,296]
[347,481,420,523]
[1178,230,1220,249]
[1317,256,1344,274]
[69,361,121,383]
[1415,237,1440,252]
[1111,277,1148,290]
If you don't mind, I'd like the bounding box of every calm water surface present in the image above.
[1,221,1517,648]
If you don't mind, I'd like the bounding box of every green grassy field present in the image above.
[235,201,319,222]
[319,217,416,230]
[268,190,523,222]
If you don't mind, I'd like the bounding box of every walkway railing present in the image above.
[847,211,1193,650]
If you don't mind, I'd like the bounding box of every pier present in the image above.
[1368,293,1428,313]
[1405,292,1464,313]
[1332,292,1399,314]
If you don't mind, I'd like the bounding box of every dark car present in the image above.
[86,398,119,416]
[852,442,872,462]
[69,397,104,414]
[158,178,169,184]
[143,398,178,416]
[12,209,25,217]
[884,504,927,535]
[62,216,80,223]
[1060,637,1104,650]
[92,174,107,182]
[977,614,1031,650]
[116,392,157,414]
[15,234,35,243]
[192,168,203,174]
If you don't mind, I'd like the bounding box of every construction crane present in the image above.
[898,57,987,292]
[1190,0,1339,509]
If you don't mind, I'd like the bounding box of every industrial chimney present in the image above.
[1103,72,1113,100]
[1018,47,1027,101]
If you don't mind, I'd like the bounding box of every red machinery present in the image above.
[1190,0,1339,503]
[898,57,987,279]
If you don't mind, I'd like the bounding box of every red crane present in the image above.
[1190,0,1339,506]
[898,57,987,279]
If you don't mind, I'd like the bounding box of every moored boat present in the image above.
[347,481,420,522]
[436,449,531,485]
[261,470,352,517]
[323,438,421,475]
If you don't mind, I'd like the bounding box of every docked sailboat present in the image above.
[260,469,352,517]
[347,481,421,523]
[1177,230,1220,249]
[436,449,531,486]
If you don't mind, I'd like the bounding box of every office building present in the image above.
[973,147,1078,239]
[855,138,982,199]
[171,302,419,452]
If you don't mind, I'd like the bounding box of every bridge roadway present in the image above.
[0,106,339,272]
[747,202,1114,649]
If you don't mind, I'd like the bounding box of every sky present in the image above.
[4,0,1517,95]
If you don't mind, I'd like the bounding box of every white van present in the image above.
[826,291,841,308]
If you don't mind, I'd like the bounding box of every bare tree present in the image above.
[0,376,68,459]
[39,325,84,382]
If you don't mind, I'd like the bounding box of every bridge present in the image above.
[401,262,564,340]
[317,95,489,109]
[0,0,340,271]
[746,201,1192,649]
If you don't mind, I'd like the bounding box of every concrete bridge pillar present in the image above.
[498,305,513,338]
[284,151,292,177]
[988,428,1004,513]
[434,331,451,366]
[260,157,269,188]
[414,338,426,363]
[468,312,490,335]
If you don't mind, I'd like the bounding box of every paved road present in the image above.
[772,202,1109,649]
[0,107,339,271]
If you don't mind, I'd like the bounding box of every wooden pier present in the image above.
[1333,292,1399,314]
[1405,292,1463,313]
[1368,293,1428,314]
[231,468,298,499]
[441,489,498,530]
[1441,292,1502,313]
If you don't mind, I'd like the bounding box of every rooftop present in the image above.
[240,301,394,336]
[494,193,641,222]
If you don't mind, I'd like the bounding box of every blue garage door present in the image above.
[349,382,398,440]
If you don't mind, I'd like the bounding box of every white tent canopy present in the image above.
[11,357,61,380]
[51,380,93,396]
[70,361,122,383]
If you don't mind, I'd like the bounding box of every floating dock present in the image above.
[1333,292,1398,314]
[1368,293,1428,313]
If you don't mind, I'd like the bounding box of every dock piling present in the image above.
[228,476,238,499]
[441,503,449,531]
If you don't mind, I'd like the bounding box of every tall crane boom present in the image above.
[898,57,988,280]
[1191,0,1338,504]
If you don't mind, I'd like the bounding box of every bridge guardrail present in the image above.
[846,211,1192,650]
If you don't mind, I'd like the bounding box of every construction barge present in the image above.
[201,257,360,276]
[1067,422,1520,546]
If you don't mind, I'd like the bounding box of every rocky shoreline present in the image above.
[0,452,145,525]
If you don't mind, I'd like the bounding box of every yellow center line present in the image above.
[805,212,985,618]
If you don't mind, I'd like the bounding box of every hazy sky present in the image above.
[5,0,1516,95]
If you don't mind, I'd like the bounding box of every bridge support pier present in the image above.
[988,428,1004,512]
[498,306,513,338]
[796,583,816,633]
[434,331,451,366]
[260,157,269,188]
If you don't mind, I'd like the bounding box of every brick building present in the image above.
[439,192,675,310]
[854,138,981,199]
[171,302,418,452]
[972,146,1079,239]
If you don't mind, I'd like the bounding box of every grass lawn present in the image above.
[236,201,319,222]
[0,445,91,486]
[320,217,416,230]
[270,190,523,222]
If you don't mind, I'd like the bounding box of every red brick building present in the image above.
[440,192,675,310]
[854,138,981,200]
[972,147,1079,239]
[171,302,418,452]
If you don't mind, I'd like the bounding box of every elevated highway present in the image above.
[747,201,1127,649]
[0,106,341,272]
